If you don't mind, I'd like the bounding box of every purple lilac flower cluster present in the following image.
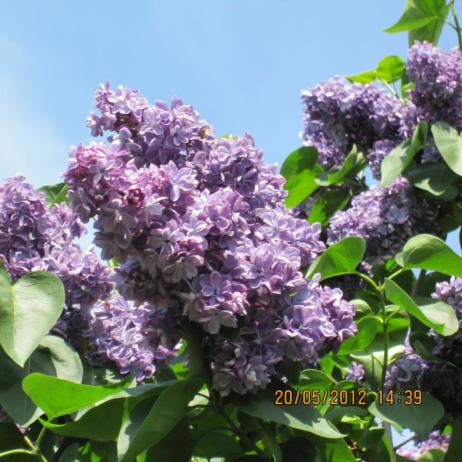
[327,177,436,266]
[301,77,408,177]
[65,83,357,395]
[0,176,112,307]
[397,431,451,461]
[407,42,462,131]
[0,176,177,382]
[386,278,462,413]
[300,43,462,177]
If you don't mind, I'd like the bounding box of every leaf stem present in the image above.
[353,271,382,294]
[0,448,36,459]
[380,292,389,391]
[450,0,462,52]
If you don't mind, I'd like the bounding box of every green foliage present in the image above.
[0,336,83,426]
[432,122,462,176]
[235,389,344,438]
[118,378,203,461]
[369,392,444,438]
[0,262,65,366]
[38,182,69,206]
[385,0,449,45]
[444,416,462,462]
[384,278,458,336]
[307,236,366,280]
[396,234,462,277]
[281,146,365,208]
[381,122,428,186]
[281,147,322,207]
[23,373,133,420]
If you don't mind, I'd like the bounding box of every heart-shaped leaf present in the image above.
[0,263,65,366]
[432,122,462,176]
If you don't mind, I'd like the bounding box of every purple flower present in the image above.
[301,77,408,172]
[328,177,438,266]
[64,83,354,394]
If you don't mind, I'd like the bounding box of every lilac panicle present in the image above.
[65,82,356,395]
[300,77,408,177]
[327,177,437,266]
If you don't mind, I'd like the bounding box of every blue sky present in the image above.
[1,0,457,187]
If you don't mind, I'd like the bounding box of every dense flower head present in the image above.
[65,83,356,394]
[300,77,408,175]
[407,41,462,130]
[397,431,451,460]
[327,177,437,266]
[77,295,181,382]
[0,176,113,308]
[0,176,178,380]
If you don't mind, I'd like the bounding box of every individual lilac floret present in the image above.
[301,77,407,175]
[346,361,365,384]
[327,177,437,266]
[80,295,180,382]
[65,83,356,395]
[407,41,462,130]
[397,431,451,461]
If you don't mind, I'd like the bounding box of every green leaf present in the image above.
[444,415,462,462]
[0,336,83,426]
[337,316,380,355]
[235,390,344,439]
[376,55,406,83]
[323,147,366,185]
[308,190,351,227]
[406,162,459,198]
[297,369,336,391]
[381,122,428,186]
[386,16,438,33]
[259,423,283,462]
[384,279,458,336]
[38,183,69,206]
[369,392,444,438]
[0,263,65,366]
[385,0,449,45]
[395,234,462,278]
[307,236,366,281]
[280,147,323,207]
[432,122,462,176]
[145,419,194,462]
[346,70,377,84]
[312,437,357,462]
[193,429,241,460]
[40,398,126,441]
[22,373,132,420]
[118,378,203,462]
